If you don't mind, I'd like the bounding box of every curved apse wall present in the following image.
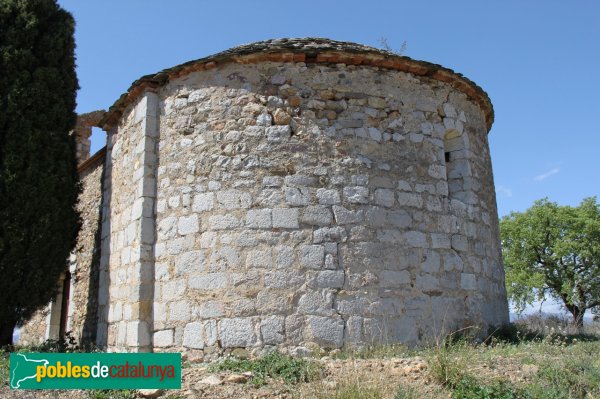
[96,38,509,356]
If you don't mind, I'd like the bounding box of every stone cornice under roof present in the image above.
[99,38,494,132]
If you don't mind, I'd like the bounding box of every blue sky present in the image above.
[56,1,599,318]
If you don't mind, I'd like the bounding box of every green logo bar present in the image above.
[10,353,181,390]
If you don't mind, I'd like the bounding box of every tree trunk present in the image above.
[566,305,585,330]
[0,319,16,347]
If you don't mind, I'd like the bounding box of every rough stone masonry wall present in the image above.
[19,153,105,346]
[149,60,508,357]
[68,155,105,344]
[18,307,49,346]
[97,93,158,352]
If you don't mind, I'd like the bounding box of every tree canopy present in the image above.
[0,0,80,345]
[500,197,600,327]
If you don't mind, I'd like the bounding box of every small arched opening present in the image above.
[443,129,472,203]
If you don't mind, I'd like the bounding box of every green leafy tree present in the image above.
[500,197,600,327]
[0,0,79,345]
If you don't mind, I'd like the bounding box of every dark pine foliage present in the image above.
[0,0,80,346]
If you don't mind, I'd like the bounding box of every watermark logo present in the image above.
[10,353,181,390]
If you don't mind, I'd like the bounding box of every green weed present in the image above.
[452,375,529,399]
[208,350,320,386]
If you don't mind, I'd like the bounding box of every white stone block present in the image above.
[183,322,204,349]
[192,192,214,212]
[193,301,225,319]
[261,316,284,345]
[307,316,344,348]
[175,250,204,276]
[316,188,341,205]
[246,209,272,229]
[314,270,345,288]
[218,318,257,348]
[343,186,369,204]
[189,273,227,291]
[272,208,299,228]
[299,245,325,269]
[379,270,410,287]
[298,291,334,316]
[313,226,347,243]
[177,215,199,235]
[332,205,364,225]
[169,301,190,322]
[154,329,174,348]
[209,214,241,230]
[246,249,273,268]
[285,187,311,206]
[216,189,251,209]
[301,206,333,226]
[275,245,294,269]
[265,270,304,289]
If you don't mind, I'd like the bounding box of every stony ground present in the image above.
[0,352,549,399]
[3,321,600,399]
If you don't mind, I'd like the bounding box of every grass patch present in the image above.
[310,381,383,399]
[208,350,320,386]
[427,334,469,387]
[393,385,420,399]
[426,323,600,399]
[526,354,600,399]
[452,375,528,399]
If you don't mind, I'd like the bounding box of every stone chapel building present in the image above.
[19,38,509,356]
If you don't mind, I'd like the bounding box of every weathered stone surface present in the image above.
[301,206,333,226]
[154,329,173,347]
[272,207,299,228]
[266,125,292,143]
[374,188,395,207]
[192,193,214,212]
[332,205,364,224]
[183,322,204,349]
[218,318,257,348]
[260,316,285,344]
[343,186,369,204]
[306,316,344,348]
[22,38,508,356]
[299,245,325,269]
[246,209,272,229]
[178,215,199,235]
[217,189,252,209]
[316,188,341,205]
[189,273,227,291]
